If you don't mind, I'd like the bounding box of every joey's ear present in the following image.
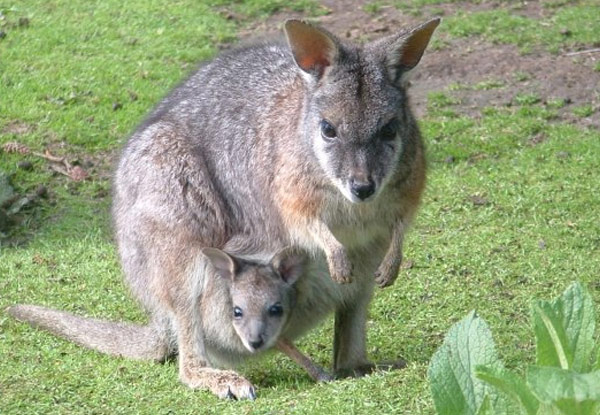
[202,248,237,281]
[270,248,307,285]
[284,19,339,79]
[384,18,440,83]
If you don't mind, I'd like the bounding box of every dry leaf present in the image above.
[68,166,88,181]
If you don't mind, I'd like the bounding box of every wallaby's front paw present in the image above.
[374,259,401,288]
[181,367,256,400]
[328,247,353,284]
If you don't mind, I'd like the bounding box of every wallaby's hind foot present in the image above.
[335,359,407,379]
[180,366,256,400]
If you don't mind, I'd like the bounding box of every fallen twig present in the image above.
[49,163,70,177]
[48,160,88,181]
[564,48,600,56]
[3,143,88,182]
[32,150,66,165]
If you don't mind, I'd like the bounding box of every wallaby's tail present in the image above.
[7,304,170,361]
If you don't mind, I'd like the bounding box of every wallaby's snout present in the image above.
[249,338,264,351]
[243,320,269,352]
[349,176,376,202]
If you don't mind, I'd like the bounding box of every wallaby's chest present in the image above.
[325,198,396,248]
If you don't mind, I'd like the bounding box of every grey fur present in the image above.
[8,18,439,399]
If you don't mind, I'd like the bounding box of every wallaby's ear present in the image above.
[270,248,306,285]
[284,20,339,79]
[385,18,440,82]
[202,248,237,281]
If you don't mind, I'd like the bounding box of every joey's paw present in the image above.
[213,373,256,401]
[374,260,401,288]
[328,248,353,284]
[181,368,256,400]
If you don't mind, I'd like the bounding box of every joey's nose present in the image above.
[350,178,375,201]
[249,339,264,350]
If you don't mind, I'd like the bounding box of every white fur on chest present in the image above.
[287,193,393,257]
[324,196,392,247]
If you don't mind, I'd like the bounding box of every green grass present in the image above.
[573,104,595,118]
[2,1,600,414]
[442,3,600,53]
[393,0,600,52]
[209,0,325,18]
[363,1,384,14]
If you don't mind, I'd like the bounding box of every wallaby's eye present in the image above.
[268,303,283,317]
[320,120,337,141]
[233,306,243,319]
[380,119,398,142]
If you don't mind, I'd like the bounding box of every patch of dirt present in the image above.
[232,0,600,129]
[411,39,600,128]
[1,120,37,136]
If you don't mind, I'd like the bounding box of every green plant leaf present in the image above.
[428,311,510,415]
[532,301,572,369]
[476,394,493,415]
[531,282,596,372]
[527,367,600,415]
[559,283,596,372]
[476,365,539,415]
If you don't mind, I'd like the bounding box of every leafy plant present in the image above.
[429,282,600,415]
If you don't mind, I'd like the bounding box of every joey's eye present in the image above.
[268,303,283,317]
[320,120,337,141]
[233,306,243,319]
[380,119,398,141]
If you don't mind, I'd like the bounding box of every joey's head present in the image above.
[284,18,440,203]
[202,248,306,353]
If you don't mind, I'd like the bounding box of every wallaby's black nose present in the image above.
[350,179,375,200]
[250,339,264,350]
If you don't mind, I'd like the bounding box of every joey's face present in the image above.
[306,54,409,204]
[229,266,292,353]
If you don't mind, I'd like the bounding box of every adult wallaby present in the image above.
[9,248,332,399]
[9,18,439,399]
